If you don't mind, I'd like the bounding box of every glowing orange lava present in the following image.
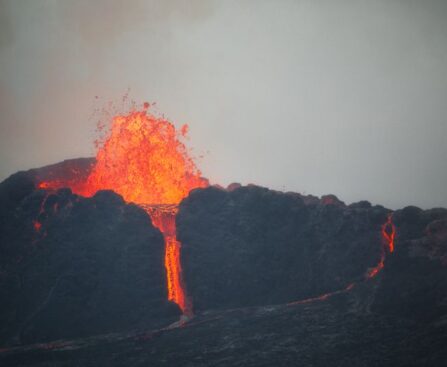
[366,254,385,279]
[367,213,396,279]
[381,213,396,253]
[142,204,192,315]
[80,109,207,204]
[37,105,208,314]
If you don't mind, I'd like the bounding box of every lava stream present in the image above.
[289,214,397,307]
[381,213,396,253]
[141,204,192,316]
[367,213,396,279]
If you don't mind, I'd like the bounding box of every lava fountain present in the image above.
[38,104,208,315]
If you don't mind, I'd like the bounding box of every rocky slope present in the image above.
[0,160,446,366]
[177,186,390,311]
[371,206,447,322]
[0,286,445,367]
[0,172,180,346]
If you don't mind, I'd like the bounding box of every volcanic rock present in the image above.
[371,207,447,322]
[0,173,180,345]
[1,284,446,367]
[27,157,95,186]
[177,185,389,311]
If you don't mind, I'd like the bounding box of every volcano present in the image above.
[34,106,208,316]
[0,105,446,366]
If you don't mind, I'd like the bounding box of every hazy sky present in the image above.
[1,0,446,209]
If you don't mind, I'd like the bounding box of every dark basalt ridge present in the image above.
[177,186,389,311]
[26,157,95,186]
[0,172,180,346]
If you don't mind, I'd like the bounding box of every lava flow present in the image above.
[37,105,208,315]
[382,213,396,253]
[141,204,191,315]
[367,213,396,279]
[289,214,397,307]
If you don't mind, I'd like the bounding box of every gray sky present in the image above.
[1,0,446,209]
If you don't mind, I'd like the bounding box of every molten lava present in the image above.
[37,105,208,315]
[382,213,396,253]
[38,108,207,202]
[366,254,384,279]
[82,109,207,203]
[142,204,191,315]
[367,213,396,279]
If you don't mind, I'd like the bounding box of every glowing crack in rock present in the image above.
[382,213,396,253]
[367,213,396,279]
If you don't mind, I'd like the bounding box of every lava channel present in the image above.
[141,204,192,316]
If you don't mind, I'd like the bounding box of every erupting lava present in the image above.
[37,105,208,315]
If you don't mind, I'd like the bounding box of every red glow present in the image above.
[86,110,207,203]
[38,182,51,189]
[38,109,207,204]
[32,193,51,239]
[33,220,42,232]
[381,213,396,253]
[142,204,192,315]
[37,106,206,314]
[366,253,385,279]
[366,213,395,279]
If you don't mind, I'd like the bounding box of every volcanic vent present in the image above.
[36,104,208,315]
